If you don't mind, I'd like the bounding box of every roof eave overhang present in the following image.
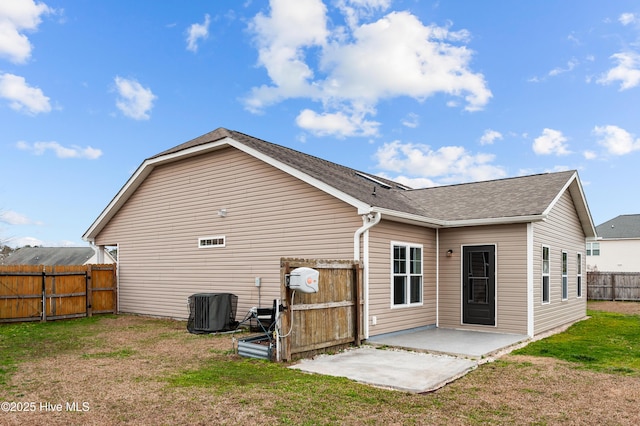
[369,207,547,228]
[83,137,371,242]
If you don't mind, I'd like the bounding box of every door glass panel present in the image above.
[469,278,488,303]
[468,251,489,304]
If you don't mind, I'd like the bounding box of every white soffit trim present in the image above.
[542,171,596,238]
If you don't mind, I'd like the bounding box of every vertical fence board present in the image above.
[587,272,640,301]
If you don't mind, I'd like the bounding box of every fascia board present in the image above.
[371,207,546,228]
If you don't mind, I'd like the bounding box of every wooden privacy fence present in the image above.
[587,271,640,301]
[0,264,117,323]
[279,258,362,361]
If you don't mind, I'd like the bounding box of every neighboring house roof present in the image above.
[595,214,640,239]
[83,127,596,241]
[3,247,97,265]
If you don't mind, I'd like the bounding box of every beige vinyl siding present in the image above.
[367,220,437,336]
[533,190,587,335]
[95,147,361,320]
[438,224,528,334]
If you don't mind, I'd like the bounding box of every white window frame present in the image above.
[586,242,600,256]
[561,250,568,301]
[390,241,423,308]
[542,245,550,304]
[198,235,226,248]
[577,252,583,298]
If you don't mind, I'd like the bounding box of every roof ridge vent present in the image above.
[355,172,391,189]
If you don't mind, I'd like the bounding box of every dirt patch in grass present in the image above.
[1,305,640,425]
[588,300,640,315]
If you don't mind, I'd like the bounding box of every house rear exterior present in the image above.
[83,128,595,339]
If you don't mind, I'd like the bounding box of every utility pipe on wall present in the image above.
[353,211,381,339]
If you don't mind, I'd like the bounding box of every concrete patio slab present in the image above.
[290,346,477,393]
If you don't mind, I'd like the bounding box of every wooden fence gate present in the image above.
[278,258,362,361]
[0,264,117,323]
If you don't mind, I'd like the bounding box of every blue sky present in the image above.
[1,0,640,248]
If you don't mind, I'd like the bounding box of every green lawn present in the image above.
[513,309,640,375]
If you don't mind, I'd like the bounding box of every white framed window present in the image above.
[542,245,550,304]
[198,236,226,248]
[561,250,568,300]
[577,253,583,298]
[391,242,423,307]
[586,242,600,256]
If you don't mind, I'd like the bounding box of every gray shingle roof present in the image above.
[152,127,578,222]
[151,127,421,215]
[84,127,595,241]
[3,247,95,265]
[596,214,640,238]
[403,171,576,221]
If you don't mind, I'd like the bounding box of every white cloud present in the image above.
[296,108,379,137]
[619,13,637,26]
[597,52,640,90]
[336,0,391,29]
[0,72,51,114]
[16,140,102,159]
[186,13,211,52]
[373,140,506,187]
[533,128,571,155]
[0,210,40,225]
[548,58,578,76]
[113,76,156,120]
[479,129,502,145]
[401,112,419,128]
[583,150,597,160]
[246,1,491,137]
[593,125,640,155]
[0,0,52,63]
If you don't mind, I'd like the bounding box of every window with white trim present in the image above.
[577,253,583,298]
[198,236,226,248]
[392,243,423,306]
[586,242,600,256]
[562,250,568,300]
[542,246,550,304]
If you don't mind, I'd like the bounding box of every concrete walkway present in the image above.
[290,328,530,393]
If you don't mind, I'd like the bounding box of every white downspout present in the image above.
[436,228,439,328]
[354,212,381,339]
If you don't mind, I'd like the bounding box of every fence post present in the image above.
[611,274,616,301]
[279,260,292,362]
[353,262,361,346]
[86,264,93,317]
[41,267,46,322]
